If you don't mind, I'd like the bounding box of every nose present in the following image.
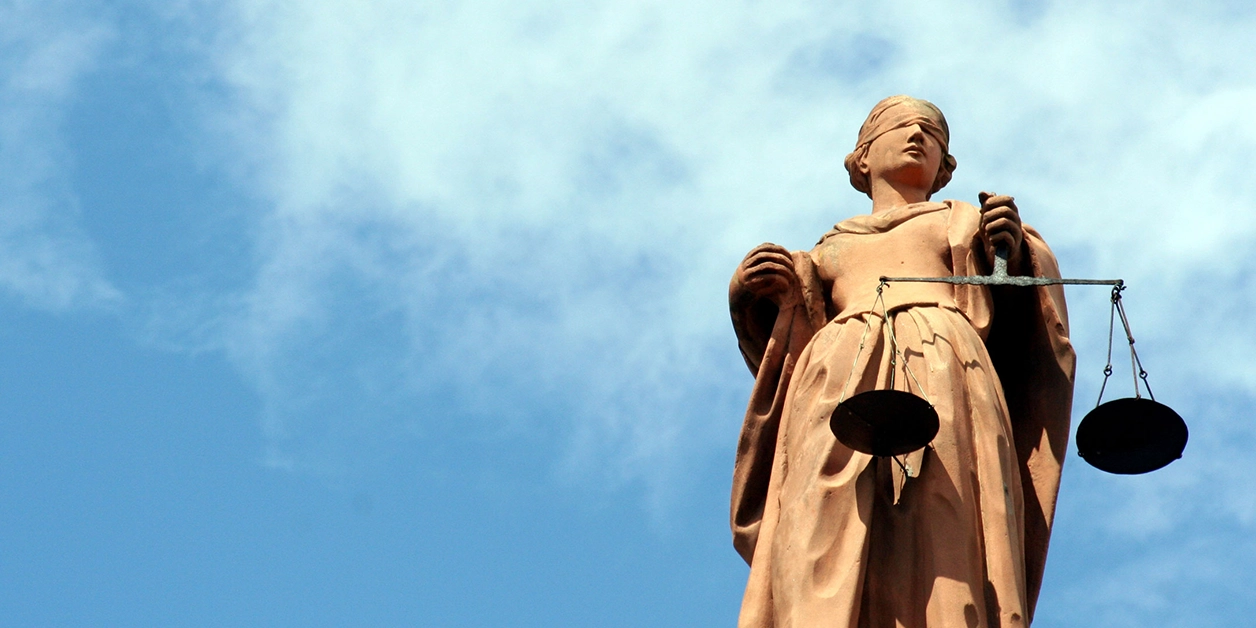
[907,124,927,142]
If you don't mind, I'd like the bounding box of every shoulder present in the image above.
[941,198,979,217]
[939,199,982,235]
[815,224,843,247]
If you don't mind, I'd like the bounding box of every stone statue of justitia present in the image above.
[728,95,1076,627]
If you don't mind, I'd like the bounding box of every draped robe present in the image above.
[729,201,1075,628]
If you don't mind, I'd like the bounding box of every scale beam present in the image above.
[880,245,1123,288]
[864,245,1184,475]
[879,274,1123,287]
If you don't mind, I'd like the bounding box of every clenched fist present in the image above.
[979,191,1025,274]
[733,243,798,306]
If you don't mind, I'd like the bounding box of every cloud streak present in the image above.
[198,0,1256,465]
[166,0,1256,617]
[0,2,119,310]
[0,0,1246,621]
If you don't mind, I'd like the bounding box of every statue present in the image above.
[728,96,1076,627]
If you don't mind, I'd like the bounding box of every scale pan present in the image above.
[830,390,939,457]
[1076,398,1188,475]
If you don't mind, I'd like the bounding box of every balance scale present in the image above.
[828,244,1188,476]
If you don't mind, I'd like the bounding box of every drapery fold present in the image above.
[730,201,1074,627]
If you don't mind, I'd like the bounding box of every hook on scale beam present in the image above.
[828,245,1187,475]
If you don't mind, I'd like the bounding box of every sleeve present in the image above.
[986,226,1076,620]
[729,251,827,563]
[946,200,1076,621]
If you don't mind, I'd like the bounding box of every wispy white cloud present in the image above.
[183,3,1256,609]
[109,0,1256,618]
[0,2,119,310]
[198,0,1256,466]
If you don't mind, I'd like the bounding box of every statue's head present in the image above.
[844,95,957,199]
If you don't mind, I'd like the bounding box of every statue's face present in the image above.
[859,122,944,195]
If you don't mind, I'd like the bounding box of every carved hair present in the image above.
[843,95,958,198]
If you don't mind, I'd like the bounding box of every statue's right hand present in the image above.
[734,243,798,304]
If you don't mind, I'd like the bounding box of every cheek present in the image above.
[872,142,898,167]
[929,147,944,172]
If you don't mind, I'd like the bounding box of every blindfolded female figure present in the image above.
[729,96,1075,628]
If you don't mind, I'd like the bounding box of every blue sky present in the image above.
[3,0,1255,625]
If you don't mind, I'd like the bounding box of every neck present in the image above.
[869,178,931,214]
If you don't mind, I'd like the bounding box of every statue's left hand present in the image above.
[733,243,799,307]
[979,191,1025,274]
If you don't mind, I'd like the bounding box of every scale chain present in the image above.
[837,285,884,405]
[1095,284,1155,407]
[836,281,934,413]
[1114,294,1156,401]
[876,281,932,407]
[1096,287,1118,407]
[876,280,934,471]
